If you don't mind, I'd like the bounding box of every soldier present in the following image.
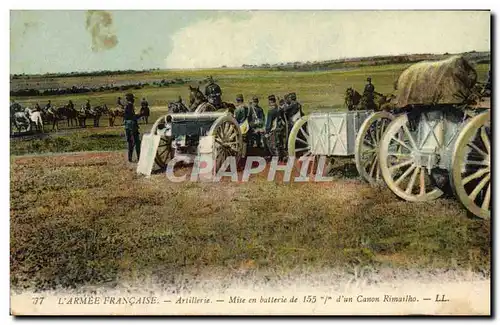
[362,77,376,110]
[284,92,303,126]
[85,99,91,111]
[248,96,265,148]
[123,93,141,163]
[68,100,74,110]
[117,96,124,109]
[140,97,150,124]
[34,102,41,112]
[265,95,287,160]
[44,100,54,114]
[204,75,222,108]
[234,94,249,124]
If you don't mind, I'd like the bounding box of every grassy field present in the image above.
[10,63,490,156]
[10,152,490,291]
[10,63,491,292]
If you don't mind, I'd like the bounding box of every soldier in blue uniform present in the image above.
[233,94,248,124]
[248,96,265,148]
[204,76,223,108]
[284,92,303,126]
[123,93,141,163]
[265,95,287,160]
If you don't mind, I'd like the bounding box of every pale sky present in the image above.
[10,10,490,74]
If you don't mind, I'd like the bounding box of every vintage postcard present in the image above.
[9,9,491,316]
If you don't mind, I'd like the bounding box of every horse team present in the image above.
[10,98,151,135]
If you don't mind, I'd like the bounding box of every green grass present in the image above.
[10,152,490,291]
[12,64,489,112]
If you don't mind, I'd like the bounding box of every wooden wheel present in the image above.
[151,115,173,170]
[154,136,173,169]
[379,114,444,202]
[208,115,243,172]
[450,111,491,219]
[287,115,310,158]
[355,111,394,185]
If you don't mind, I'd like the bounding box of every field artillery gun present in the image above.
[288,56,491,219]
[137,111,245,176]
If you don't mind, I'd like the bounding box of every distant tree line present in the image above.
[11,68,161,80]
[10,77,189,97]
[241,52,491,72]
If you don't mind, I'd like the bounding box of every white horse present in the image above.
[25,107,44,132]
[11,110,31,134]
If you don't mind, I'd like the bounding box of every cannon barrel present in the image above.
[150,112,231,136]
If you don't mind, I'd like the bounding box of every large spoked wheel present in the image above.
[154,136,173,170]
[208,115,244,172]
[151,116,173,170]
[355,111,395,185]
[379,114,444,202]
[287,115,310,158]
[450,111,491,219]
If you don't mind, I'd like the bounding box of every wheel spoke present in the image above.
[363,148,377,154]
[462,168,489,185]
[481,183,491,210]
[402,124,418,149]
[388,152,412,158]
[405,166,420,194]
[389,159,414,172]
[369,154,378,177]
[480,127,490,154]
[375,160,381,181]
[296,137,308,145]
[469,174,490,201]
[464,159,489,167]
[299,127,309,140]
[467,142,488,157]
[363,139,375,148]
[394,163,417,186]
[391,136,412,151]
[379,119,386,140]
[295,146,311,153]
[419,167,426,196]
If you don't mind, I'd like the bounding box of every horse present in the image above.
[344,87,362,111]
[78,104,108,128]
[344,87,395,111]
[60,105,79,127]
[167,99,190,113]
[108,105,124,127]
[25,107,44,132]
[139,105,150,124]
[11,110,32,134]
[188,85,236,114]
[43,106,66,131]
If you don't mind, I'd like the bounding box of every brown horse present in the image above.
[344,87,395,111]
[108,106,125,127]
[78,104,108,128]
[344,87,362,110]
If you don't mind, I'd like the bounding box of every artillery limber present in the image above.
[289,55,491,219]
